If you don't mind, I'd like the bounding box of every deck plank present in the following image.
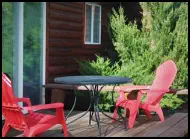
[159,115,188,137]
[136,113,188,137]
[3,111,188,137]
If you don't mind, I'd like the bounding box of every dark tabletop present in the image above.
[54,75,132,85]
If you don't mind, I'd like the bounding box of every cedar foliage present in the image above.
[78,2,188,110]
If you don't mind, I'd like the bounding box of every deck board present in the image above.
[3,110,188,137]
[135,113,188,137]
[159,115,188,137]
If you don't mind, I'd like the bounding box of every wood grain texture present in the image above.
[49,48,101,57]
[49,3,83,15]
[49,40,82,49]
[46,2,112,85]
[5,111,187,137]
[136,113,188,137]
[49,56,96,66]
[49,30,82,40]
[49,21,83,31]
[49,11,83,23]
[159,115,188,137]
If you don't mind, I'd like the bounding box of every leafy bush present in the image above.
[78,2,188,111]
[78,55,120,76]
[110,2,187,109]
[78,55,120,111]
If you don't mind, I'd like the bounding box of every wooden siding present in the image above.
[45,2,143,104]
[46,2,112,83]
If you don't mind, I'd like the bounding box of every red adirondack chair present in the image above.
[112,60,177,128]
[2,72,68,137]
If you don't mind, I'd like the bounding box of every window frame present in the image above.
[85,2,102,45]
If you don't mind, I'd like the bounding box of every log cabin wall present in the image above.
[45,2,142,105]
[46,2,113,83]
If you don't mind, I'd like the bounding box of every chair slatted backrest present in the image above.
[2,72,27,130]
[145,60,177,105]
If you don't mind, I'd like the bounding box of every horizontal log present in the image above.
[48,74,79,83]
[49,21,83,31]
[43,84,188,95]
[49,56,96,66]
[49,48,103,57]
[50,3,83,15]
[49,11,83,23]
[49,40,82,48]
[83,44,102,49]
[49,30,82,40]
[49,57,78,65]
[59,2,84,9]
[43,84,149,92]
[49,66,79,75]
[167,89,188,95]
[68,2,84,7]
[43,84,122,92]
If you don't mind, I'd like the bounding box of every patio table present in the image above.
[54,75,132,137]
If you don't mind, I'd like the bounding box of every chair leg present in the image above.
[61,120,68,137]
[23,129,35,137]
[2,122,10,137]
[61,113,68,137]
[156,107,164,121]
[57,108,68,137]
[112,107,119,123]
[128,110,137,129]
[143,109,152,120]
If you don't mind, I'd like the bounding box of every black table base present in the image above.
[55,76,132,137]
[64,85,127,137]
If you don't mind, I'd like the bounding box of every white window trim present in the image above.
[85,2,101,45]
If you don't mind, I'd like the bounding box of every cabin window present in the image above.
[85,3,101,44]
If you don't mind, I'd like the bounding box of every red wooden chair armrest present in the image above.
[150,89,170,93]
[22,103,64,111]
[16,98,32,107]
[120,85,169,94]
[16,98,33,114]
[120,85,151,92]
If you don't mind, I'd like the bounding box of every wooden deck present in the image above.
[3,110,188,137]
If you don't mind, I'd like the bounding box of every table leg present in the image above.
[89,85,94,126]
[99,85,128,129]
[65,86,92,126]
[87,85,102,136]
[94,103,101,137]
[89,111,94,125]
[93,85,101,137]
[65,89,77,120]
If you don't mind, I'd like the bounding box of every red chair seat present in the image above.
[112,60,177,128]
[2,72,68,137]
[26,112,57,128]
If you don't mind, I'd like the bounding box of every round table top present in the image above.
[54,75,132,85]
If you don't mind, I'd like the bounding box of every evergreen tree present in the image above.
[79,2,188,110]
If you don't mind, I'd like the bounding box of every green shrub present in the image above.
[77,55,121,112]
[78,55,120,76]
[110,3,187,109]
[78,2,188,111]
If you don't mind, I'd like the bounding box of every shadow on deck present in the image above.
[2,110,188,137]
